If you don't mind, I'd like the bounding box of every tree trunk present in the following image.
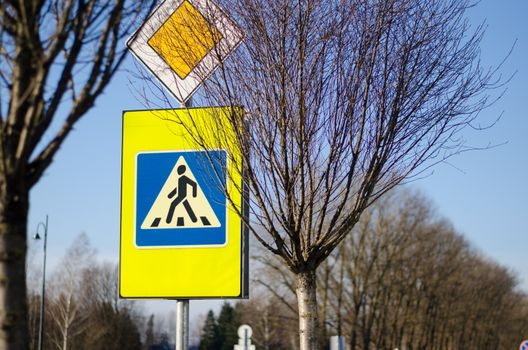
[62,321,69,350]
[0,180,29,349]
[296,270,318,350]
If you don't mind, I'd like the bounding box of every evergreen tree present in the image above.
[158,333,171,350]
[217,302,240,350]
[199,310,220,350]
[144,314,155,350]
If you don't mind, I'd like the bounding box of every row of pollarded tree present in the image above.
[238,190,528,350]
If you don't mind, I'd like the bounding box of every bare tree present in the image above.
[135,0,505,348]
[43,235,143,350]
[236,296,297,350]
[47,234,96,350]
[251,189,528,350]
[0,0,154,347]
[79,262,143,350]
[26,244,42,350]
[318,190,528,350]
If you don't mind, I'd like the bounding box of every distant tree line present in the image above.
[27,189,528,350]
[27,234,175,350]
[201,190,528,350]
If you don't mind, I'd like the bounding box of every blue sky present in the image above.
[416,0,528,289]
[28,0,528,322]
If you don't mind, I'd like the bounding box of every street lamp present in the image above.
[33,215,48,350]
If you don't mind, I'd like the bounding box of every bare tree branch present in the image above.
[134,0,507,349]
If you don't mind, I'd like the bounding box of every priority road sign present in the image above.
[120,107,248,298]
[127,0,244,103]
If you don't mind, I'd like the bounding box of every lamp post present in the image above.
[33,215,48,350]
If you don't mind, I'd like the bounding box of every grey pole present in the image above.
[175,99,192,350]
[176,300,189,350]
[330,336,345,350]
[34,215,48,350]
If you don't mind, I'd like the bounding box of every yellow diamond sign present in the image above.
[147,0,223,80]
[127,0,244,103]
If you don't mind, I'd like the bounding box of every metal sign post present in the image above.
[176,300,189,350]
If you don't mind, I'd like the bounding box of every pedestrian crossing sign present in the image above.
[120,107,248,299]
[136,150,227,247]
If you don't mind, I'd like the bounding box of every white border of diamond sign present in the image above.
[126,0,244,103]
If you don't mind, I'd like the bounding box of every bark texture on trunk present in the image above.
[296,270,318,350]
[0,183,29,350]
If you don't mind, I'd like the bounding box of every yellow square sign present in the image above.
[148,0,223,80]
[127,0,244,103]
[120,107,248,298]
